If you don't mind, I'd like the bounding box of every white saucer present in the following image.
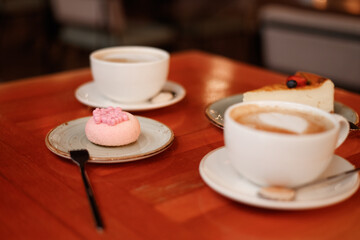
[45,116,174,163]
[199,147,360,210]
[75,81,186,111]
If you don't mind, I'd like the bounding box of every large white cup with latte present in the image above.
[90,46,169,103]
[224,101,349,188]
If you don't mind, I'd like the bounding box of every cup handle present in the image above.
[332,114,350,148]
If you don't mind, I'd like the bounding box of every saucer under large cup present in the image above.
[199,147,360,210]
[75,81,186,111]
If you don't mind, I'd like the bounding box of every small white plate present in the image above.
[75,81,186,111]
[205,94,359,129]
[45,116,174,163]
[199,147,360,210]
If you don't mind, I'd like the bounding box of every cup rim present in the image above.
[224,101,340,138]
[90,46,169,66]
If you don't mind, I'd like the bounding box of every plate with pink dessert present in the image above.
[45,113,174,163]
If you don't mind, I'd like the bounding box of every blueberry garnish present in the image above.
[286,80,297,88]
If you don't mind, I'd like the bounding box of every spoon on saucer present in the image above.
[150,91,174,104]
[258,167,360,201]
[349,121,359,130]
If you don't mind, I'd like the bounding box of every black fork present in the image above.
[69,149,104,231]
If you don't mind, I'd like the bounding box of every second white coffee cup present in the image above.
[90,46,169,103]
[224,101,350,188]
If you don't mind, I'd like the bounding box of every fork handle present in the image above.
[80,166,104,231]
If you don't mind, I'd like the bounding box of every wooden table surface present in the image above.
[1,50,360,240]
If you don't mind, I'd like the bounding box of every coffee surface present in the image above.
[230,104,334,134]
[95,52,163,63]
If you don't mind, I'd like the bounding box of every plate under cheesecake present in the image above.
[205,94,359,129]
[206,71,358,129]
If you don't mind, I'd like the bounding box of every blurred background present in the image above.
[0,0,359,92]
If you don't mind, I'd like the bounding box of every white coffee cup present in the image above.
[90,46,169,103]
[224,101,349,188]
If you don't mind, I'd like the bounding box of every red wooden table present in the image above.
[1,51,359,239]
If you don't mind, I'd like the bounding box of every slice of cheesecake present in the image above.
[243,72,334,112]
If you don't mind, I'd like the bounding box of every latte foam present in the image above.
[230,104,334,134]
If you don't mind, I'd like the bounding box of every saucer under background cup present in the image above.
[75,81,186,111]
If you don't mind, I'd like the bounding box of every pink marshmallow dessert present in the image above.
[85,107,140,146]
